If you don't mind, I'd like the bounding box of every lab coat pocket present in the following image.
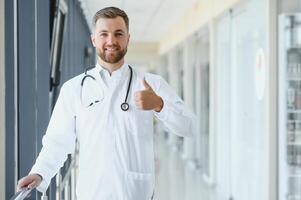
[126,171,154,200]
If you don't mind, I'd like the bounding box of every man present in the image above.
[17,6,195,200]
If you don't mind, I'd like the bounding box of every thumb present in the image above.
[143,78,152,90]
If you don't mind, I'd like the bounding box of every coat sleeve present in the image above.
[29,83,77,193]
[149,75,196,138]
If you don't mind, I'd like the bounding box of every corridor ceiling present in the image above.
[80,0,198,42]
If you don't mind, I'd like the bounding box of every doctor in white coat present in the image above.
[17,6,196,200]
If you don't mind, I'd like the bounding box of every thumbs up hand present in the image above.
[134,78,163,112]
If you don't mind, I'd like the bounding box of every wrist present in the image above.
[33,173,43,181]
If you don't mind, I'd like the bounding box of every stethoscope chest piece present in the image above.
[121,102,129,111]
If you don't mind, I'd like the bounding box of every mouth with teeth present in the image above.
[105,47,118,53]
[98,44,127,64]
[105,45,119,53]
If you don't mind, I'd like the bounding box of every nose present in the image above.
[107,34,117,45]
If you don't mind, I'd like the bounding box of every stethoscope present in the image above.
[80,65,133,111]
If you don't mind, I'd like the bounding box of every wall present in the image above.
[3,0,94,199]
[17,0,50,180]
[157,0,277,199]
[126,42,159,71]
[159,0,242,54]
[278,0,301,13]
[60,0,95,83]
[267,0,277,200]
[0,0,5,198]
[5,0,17,197]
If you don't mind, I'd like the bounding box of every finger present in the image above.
[17,178,31,192]
[135,100,141,109]
[134,91,141,101]
[143,78,152,90]
[28,180,37,189]
[136,100,146,110]
[135,99,142,106]
[134,91,144,101]
[16,185,22,192]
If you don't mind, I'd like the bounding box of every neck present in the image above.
[98,58,124,75]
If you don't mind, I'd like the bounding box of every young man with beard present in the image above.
[16,6,195,200]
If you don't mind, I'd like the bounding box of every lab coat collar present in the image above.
[95,63,128,80]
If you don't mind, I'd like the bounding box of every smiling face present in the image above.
[91,16,130,68]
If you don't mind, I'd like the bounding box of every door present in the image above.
[230,0,267,199]
[215,12,232,199]
[215,0,269,199]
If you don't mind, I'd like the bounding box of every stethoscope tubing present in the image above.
[81,65,133,111]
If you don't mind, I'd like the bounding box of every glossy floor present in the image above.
[154,133,217,200]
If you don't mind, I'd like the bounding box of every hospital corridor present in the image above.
[1,0,301,199]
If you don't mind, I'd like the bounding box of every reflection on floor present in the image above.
[154,133,217,200]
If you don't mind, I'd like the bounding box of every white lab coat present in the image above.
[30,63,196,200]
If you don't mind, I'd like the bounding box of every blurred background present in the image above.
[0,0,301,199]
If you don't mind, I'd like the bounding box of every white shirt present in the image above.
[30,63,196,200]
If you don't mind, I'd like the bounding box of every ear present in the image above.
[90,33,96,47]
[127,33,130,44]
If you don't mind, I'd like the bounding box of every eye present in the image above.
[99,33,108,38]
[115,32,124,37]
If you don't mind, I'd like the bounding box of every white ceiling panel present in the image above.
[80,0,198,42]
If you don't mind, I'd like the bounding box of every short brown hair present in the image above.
[93,7,129,31]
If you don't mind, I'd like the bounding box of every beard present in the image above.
[97,45,127,64]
